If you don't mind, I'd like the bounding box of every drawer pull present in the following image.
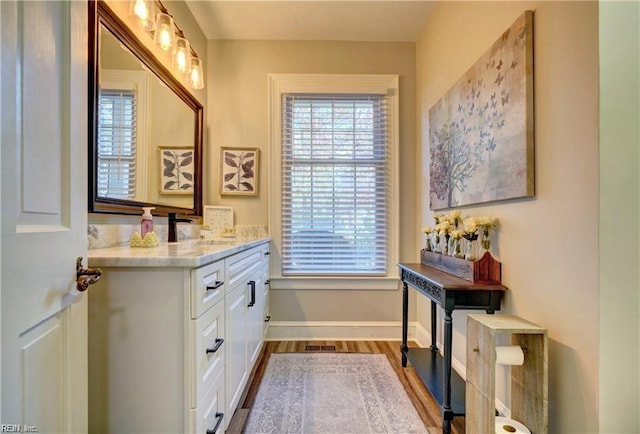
[264,315,271,323]
[206,281,224,291]
[248,281,256,307]
[265,279,270,285]
[206,412,224,434]
[264,251,270,256]
[206,338,224,354]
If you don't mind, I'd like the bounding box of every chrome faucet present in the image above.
[168,212,193,243]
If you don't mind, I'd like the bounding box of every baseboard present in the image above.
[266,321,421,341]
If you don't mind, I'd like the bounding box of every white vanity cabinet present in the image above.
[88,239,270,434]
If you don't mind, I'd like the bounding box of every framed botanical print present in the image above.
[159,147,194,194]
[220,147,259,196]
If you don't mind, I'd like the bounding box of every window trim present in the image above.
[268,74,399,290]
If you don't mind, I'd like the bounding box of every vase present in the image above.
[430,233,439,253]
[441,235,449,255]
[464,238,478,261]
[481,227,491,253]
[451,239,464,258]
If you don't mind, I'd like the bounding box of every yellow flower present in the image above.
[423,226,433,234]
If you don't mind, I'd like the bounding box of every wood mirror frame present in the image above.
[88,0,203,216]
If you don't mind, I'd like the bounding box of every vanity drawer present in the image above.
[191,299,225,408]
[191,259,225,319]
[225,246,262,292]
[190,369,225,434]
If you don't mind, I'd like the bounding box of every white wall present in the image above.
[599,2,640,432]
[417,2,599,432]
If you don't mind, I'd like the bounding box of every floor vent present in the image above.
[305,345,336,352]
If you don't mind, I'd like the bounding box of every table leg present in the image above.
[401,282,408,367]
[430,301,437,351]
[442,308,453,434]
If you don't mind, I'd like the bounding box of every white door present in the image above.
[1,1,89,432]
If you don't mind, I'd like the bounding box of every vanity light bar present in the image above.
[129,0,205,90]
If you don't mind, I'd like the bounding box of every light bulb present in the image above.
[189,57,204,90]
[173,37,191,75]
[153,13,175,52]
[130,0,155,31]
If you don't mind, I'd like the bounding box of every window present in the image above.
[269,74,399,290]
[281,95,388,275]
[97,69,149,200]
[97,89,137,198]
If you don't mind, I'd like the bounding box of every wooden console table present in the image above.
[398,262,507,434]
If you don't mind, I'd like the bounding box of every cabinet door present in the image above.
[247,271,264,368]
[224,284,248,422]
[247,264,269,367]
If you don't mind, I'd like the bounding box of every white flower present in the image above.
[478,216,496,228]
[450,230,464,240]
[437,220,451,234]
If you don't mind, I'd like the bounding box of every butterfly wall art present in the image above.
[220,147,259,196]
[429,10,535,210]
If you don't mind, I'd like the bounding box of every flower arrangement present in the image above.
[423,212,497,261]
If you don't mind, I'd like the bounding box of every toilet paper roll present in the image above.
[495,345,525,366]
[495,416,531,434]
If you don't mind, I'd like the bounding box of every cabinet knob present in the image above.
[264,251,270,256]
[206,280,224,291]
[264,315,271,323]
[206,338,224,354]
[206,412,224,434]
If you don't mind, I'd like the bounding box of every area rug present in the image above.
[244,353,428,434]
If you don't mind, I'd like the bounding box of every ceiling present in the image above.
[184,1,435,42]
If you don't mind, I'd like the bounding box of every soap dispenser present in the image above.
[141,207,155,237]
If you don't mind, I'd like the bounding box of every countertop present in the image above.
[88,236,271,268]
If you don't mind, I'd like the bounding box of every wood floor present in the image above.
[226,340,465,434]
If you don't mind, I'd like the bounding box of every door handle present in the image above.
[76,257,102,292]
[248,280,256,307]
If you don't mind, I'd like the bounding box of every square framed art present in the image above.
[159,146,194,194]
[220,147,259,196]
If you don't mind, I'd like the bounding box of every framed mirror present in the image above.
[88,0,203,216]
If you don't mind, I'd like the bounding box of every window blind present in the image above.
[281,94,389,275]
[97,89,137,198]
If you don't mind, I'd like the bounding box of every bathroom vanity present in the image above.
[88,237,270,433]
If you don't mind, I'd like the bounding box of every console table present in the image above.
[398,262,507,434]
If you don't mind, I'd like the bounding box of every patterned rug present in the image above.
[244,353,428,434]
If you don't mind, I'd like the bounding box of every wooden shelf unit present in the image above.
[466,314,548,434]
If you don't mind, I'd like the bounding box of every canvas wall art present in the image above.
[159,147,194,194]
[429,11,534,210]
[220,147,259,196]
